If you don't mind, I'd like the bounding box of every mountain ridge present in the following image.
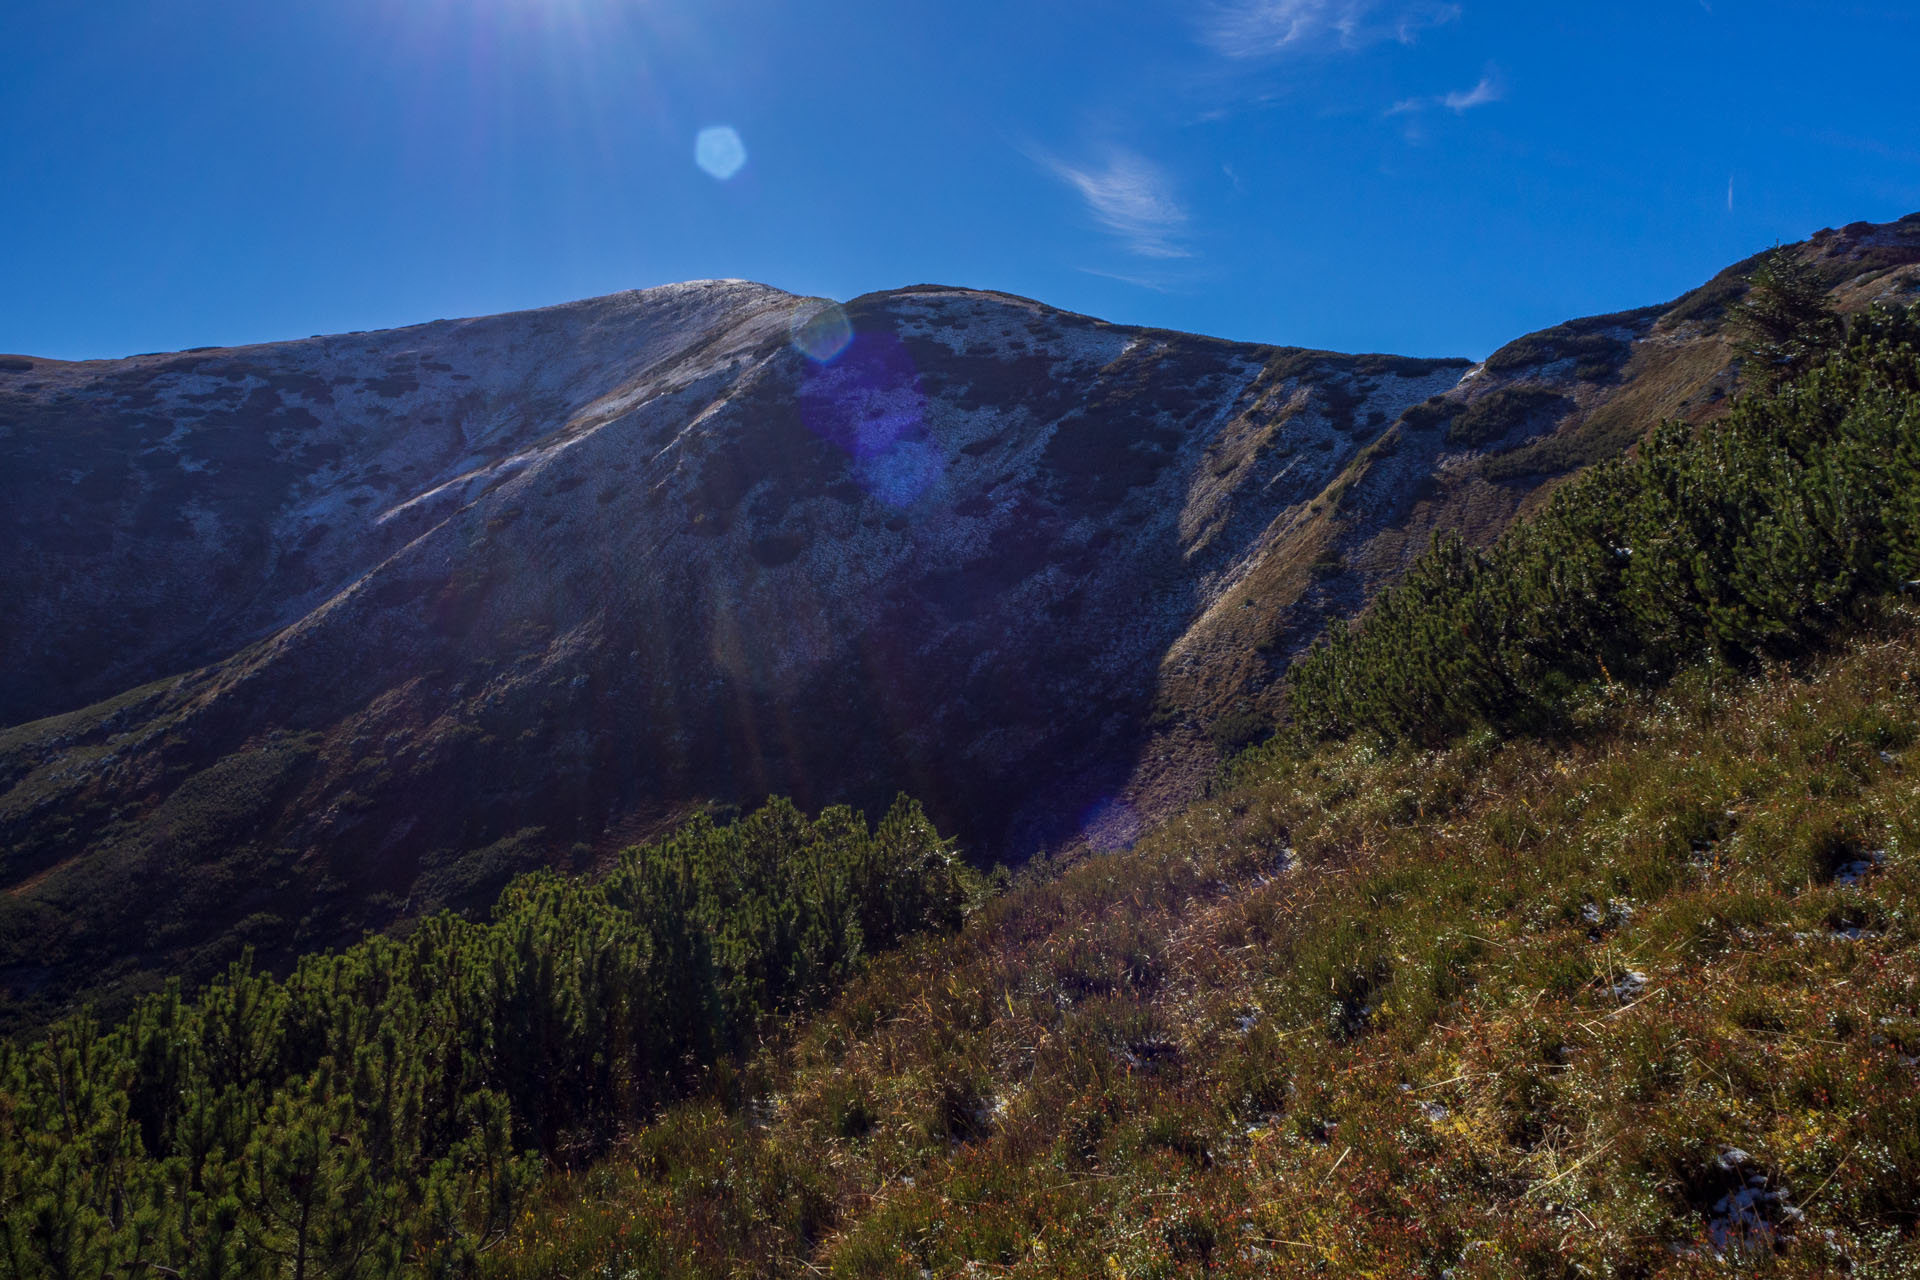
[4,215,1918,1025]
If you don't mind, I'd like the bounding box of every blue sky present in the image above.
[4,0,1917,361]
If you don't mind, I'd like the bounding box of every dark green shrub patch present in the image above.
[0,796,971,1277]
[1445,386,1572,447]
[1290,303,1920,744]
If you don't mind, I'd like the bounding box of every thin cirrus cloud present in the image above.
[1441,74,1502,111]
[1388,72,1503,115]
[1201,0,1461,56]
[1036,148,1192,260]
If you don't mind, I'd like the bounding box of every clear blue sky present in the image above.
[5,1,1917,361]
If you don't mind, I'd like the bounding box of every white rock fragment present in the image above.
[1611,970,1648,1002]
[1703,1148,1802,1260]
[1833,850,1886,886]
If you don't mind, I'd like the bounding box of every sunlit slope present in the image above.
[492,611,1920,1277]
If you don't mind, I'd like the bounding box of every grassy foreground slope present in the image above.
[491,618,1920,1276]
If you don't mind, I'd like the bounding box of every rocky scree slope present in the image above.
[3,214,1918,1022]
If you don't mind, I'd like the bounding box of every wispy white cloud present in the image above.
[1388,70,1503,116]
[1202,0,1460,57]
[1036,148,1192,259]
[1441,74,1501,111]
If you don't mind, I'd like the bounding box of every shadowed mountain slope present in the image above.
[0,281,1464,1021]
[3,215,1917,1024]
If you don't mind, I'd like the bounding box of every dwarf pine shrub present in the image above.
[1289,302,1920,744]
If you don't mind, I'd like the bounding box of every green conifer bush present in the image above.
[1289,303,1920,744]
[0,795,970,1277]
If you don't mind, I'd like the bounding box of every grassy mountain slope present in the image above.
[489,615,1920,1277]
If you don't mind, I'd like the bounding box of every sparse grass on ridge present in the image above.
[489,610,1920,1277]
